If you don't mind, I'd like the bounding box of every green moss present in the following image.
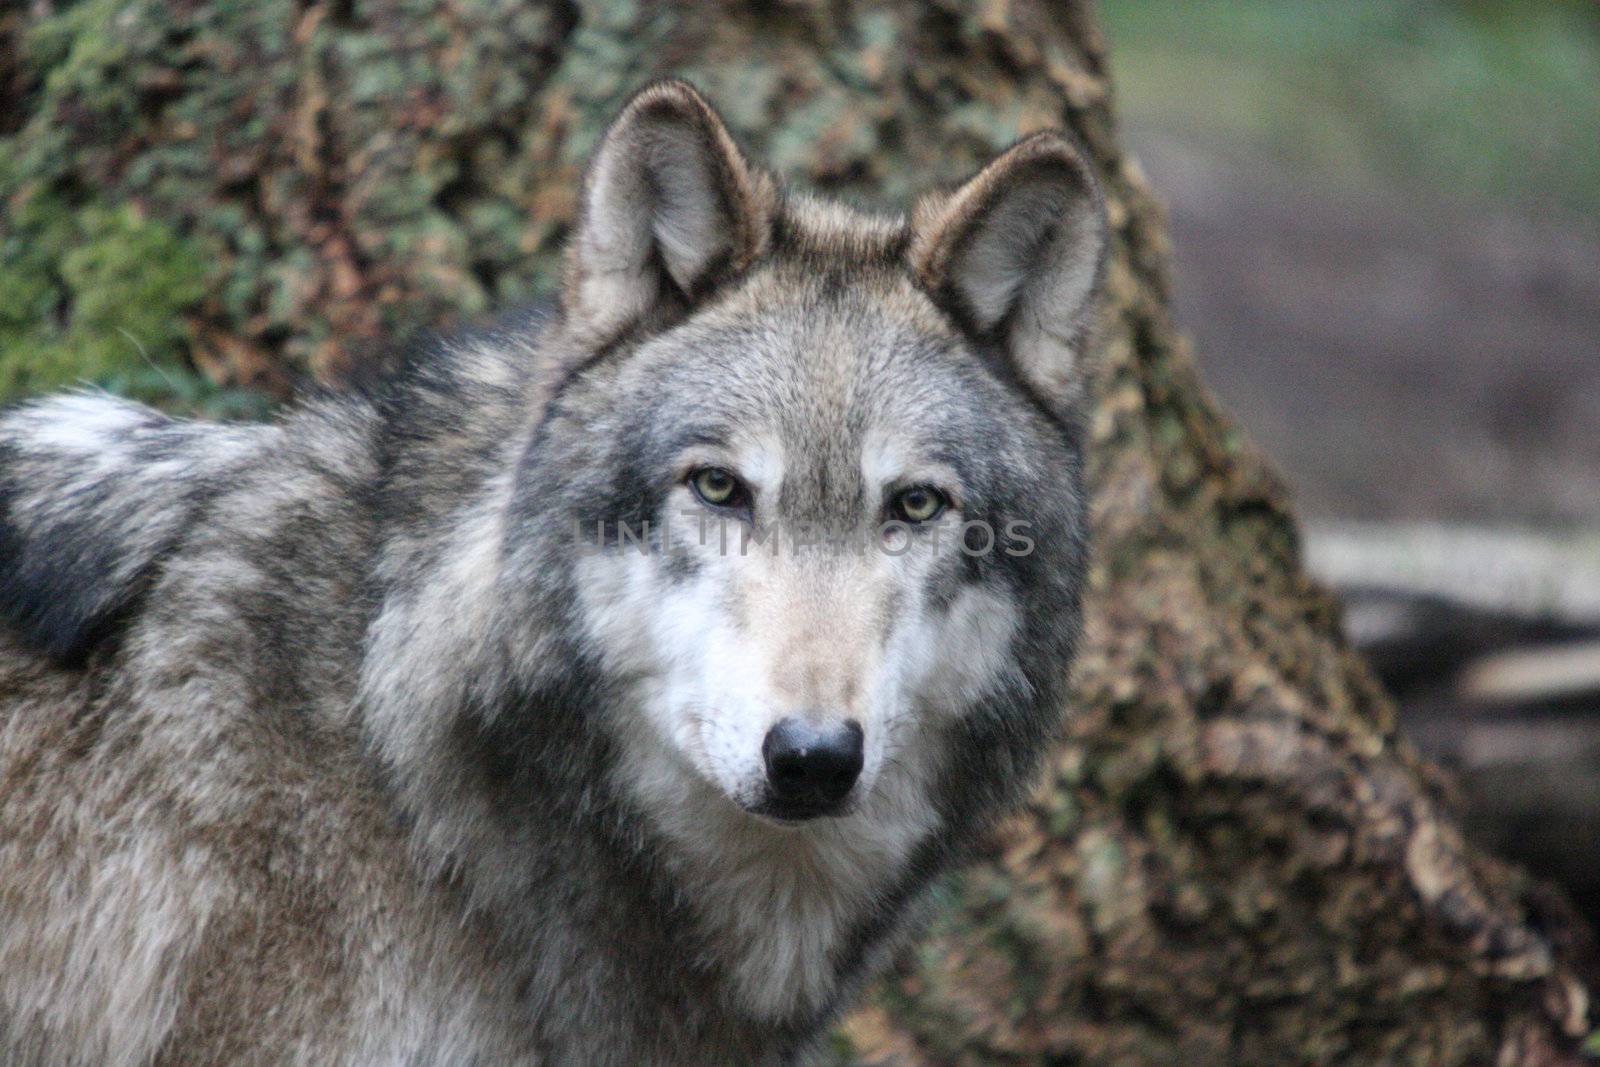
[0,0,224,406]
[2,0,581,408]
[62,207,208,353]
[0,194,209,400]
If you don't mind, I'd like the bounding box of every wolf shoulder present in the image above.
[0,391,281,665]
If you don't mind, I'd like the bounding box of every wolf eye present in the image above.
[689,466,746,509]
[890,485,947,524]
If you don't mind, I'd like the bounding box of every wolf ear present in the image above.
[563,80,774,345]
[910,132,1108,412]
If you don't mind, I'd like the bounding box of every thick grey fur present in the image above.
[0,80,1105,1065]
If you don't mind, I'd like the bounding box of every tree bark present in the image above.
[3,0,1594,1062]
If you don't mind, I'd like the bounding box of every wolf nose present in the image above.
[762,718,864,810]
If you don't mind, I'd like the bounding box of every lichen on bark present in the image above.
[2,1,1593,1063]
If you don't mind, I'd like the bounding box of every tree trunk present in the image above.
[3,0,1593,1062]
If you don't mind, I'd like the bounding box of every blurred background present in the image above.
[1100,0,1600,913]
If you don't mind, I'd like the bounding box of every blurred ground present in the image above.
[1129,129,1600,527]
[1101,0,1600,915]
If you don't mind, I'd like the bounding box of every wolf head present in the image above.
[495,81,1107,832]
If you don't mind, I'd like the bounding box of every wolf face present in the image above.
[550,273,1068,826]
[513,83,1104,844]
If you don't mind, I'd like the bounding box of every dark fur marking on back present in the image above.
[0,400,264,666]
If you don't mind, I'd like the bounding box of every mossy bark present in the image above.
[4,1,1594,1062]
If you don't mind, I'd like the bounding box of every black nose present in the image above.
[762,717,864,813]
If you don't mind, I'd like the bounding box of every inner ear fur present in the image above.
[563,80,775,346]
[909,131,1108,413]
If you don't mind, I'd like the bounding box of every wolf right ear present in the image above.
[910,132,1108,413]
[563,80,775,346]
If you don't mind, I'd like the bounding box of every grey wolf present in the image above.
[0,80,1106,1065]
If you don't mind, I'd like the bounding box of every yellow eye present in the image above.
[892,485,947,524]
[690,467,743,508]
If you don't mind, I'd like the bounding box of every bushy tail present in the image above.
[0,392,275,663]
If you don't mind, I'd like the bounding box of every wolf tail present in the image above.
[0,391,275,663]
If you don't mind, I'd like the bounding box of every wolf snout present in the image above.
[760,717,864,819]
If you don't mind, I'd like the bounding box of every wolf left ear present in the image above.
[563,80,775,345]
[910,132,1108,412]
